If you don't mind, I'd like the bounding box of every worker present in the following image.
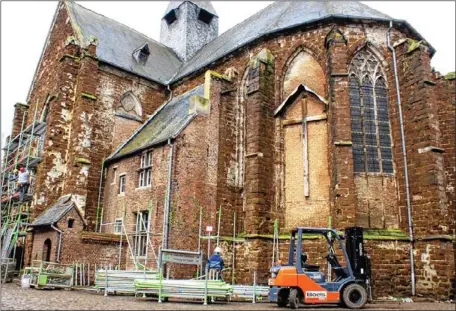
[270,259,283,277]
[207,246,224,280]
[16,164,30,202]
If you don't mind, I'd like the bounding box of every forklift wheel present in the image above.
[277,289,289,307]
[342,283,368,309]
[288,288,300,309]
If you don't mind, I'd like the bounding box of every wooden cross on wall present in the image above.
[282,93,327,197]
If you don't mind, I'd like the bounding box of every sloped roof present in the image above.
[164,1,217,17]
[31,194,78,226]
[63,1,431,86]
[66,1,182,84]
[108,84,205,161]
[171,1,394,81]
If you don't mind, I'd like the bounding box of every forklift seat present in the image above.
[326,253,348,279]
[301,252,320,272]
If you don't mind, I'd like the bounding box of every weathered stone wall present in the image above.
[29,3,80,218]
[11,103,29,138]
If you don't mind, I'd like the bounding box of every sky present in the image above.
[1,1,455,145]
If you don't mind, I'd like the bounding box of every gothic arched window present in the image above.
[349,49,393,174]
[116,92,142,120]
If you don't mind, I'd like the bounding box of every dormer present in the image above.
[132,43,150,65]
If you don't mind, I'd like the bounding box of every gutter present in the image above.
[51,224,63,262]
[387,20,416,296]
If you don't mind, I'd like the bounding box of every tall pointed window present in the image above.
[349,49,393,174]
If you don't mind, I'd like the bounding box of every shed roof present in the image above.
[108,84,205,161]
[30,194,83,227]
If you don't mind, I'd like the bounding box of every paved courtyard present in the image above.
[0,283,454,310]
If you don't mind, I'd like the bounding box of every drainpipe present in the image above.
[387,20,415,296]
[51,224,63,262]
[95,160,105,232]
[167,84,173,101]
[162,139,174,250]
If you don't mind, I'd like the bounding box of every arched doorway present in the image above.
[42,239,51,262]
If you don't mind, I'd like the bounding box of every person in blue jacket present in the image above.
[207,247,224,280]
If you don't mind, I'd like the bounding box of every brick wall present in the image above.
[102,147,170,270]
[30,230,58,262]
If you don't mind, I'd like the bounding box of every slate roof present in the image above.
[66,1,182,84]
[108,84,205,161]
[171,1,396,81]
[164,1,217,17]
[65,1,430,86]
[31,194,76,226]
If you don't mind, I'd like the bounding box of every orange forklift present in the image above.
[268,227,372,309]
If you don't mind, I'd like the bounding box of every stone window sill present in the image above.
[118,193,126,197]
[135,185,152,191]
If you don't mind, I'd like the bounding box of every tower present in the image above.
[160,1,218,61]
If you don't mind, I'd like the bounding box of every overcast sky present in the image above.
[1,1,455,144]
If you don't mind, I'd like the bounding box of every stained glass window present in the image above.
[349,50,394,174]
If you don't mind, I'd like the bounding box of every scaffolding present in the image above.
[0,101,46,277]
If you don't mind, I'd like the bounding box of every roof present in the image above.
[170,1,396,81]
[63,1,432,86]
[108,84,205,161]
[164,1,217,17]
[31,194,81,227]
[65,1,182,85]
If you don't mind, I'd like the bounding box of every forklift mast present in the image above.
[344,227,371,283]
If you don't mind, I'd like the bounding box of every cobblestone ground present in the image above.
[1,283,454,310]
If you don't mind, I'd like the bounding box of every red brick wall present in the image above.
[30,230,58,262]
[28,3,80,219]
[102,147,170,269]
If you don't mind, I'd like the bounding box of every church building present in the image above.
[1,1,454,299]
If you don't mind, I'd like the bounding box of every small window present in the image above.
[198,8,213,24]
[68,219,74,228]
[139,151,152,188]
[119,175,126,194]
[114,218,122,234]
[164,9,177,25]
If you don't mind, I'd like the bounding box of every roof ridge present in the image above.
[351,1,392,19]
[69,1,172,50]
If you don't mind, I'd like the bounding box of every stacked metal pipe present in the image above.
[231,285,269,301]
[94,270,158,294]
[134,279,232,299]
